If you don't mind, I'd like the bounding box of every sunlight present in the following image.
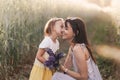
[69,0,102,11]
[67,0,120,34]
[0,0,120,79]
[92,0,120,35]
[111,0,120,35]
[95,45,120,62]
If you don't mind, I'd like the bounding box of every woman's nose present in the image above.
[61,28,64,35]
[62,27,65,32]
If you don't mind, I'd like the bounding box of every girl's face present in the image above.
[62,22,75,40]
[53,20,64,37]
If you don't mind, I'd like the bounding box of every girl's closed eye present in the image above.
[61,24,64,28]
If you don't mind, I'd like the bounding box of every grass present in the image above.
[97,55,120,80]
[0,0,119,80]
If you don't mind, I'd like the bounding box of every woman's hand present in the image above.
[60,65,69,74]
[60,65,65,72]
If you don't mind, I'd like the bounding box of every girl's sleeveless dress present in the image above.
[29,36,59,80]
[52,43,102,80]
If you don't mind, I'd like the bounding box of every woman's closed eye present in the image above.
[65,27,68,30]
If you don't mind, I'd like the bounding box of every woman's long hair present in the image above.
[65,17,96,63]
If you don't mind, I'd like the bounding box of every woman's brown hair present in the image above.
[44,18,64,36]
[65,17,96,63]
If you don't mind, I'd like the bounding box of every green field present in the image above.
[0,0,120,80]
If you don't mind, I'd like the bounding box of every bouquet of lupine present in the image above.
[44,48,65,70]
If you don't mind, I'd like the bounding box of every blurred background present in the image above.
[0,0,120,80]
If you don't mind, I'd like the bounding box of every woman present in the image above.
[52,17,102,80]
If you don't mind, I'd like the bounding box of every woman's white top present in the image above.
[52,43,102,80]
[71,43,102,80]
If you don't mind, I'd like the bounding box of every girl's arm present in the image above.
[64,47,72,69]
[36,48,46,63]
[61,45,88,80]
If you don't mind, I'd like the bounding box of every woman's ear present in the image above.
[73,33,75,37]
[77,30,79,35]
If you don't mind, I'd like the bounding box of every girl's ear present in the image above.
[51,25,55,32]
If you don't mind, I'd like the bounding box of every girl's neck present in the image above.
[49,34,57,43]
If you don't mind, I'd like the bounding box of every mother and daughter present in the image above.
[29,17,102,80]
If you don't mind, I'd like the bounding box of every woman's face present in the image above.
[62,22,75,40]
[53,20,64,37]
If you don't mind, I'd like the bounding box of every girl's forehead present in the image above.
[56,20,63,24]
[54,20,64,27]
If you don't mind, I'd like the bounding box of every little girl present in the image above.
[29,18,64,80]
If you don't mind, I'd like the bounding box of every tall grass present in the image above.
[0,0,119,80]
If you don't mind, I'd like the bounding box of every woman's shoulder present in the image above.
[73,43,90,60]
[73,44,83,53]
[72,43,87,55]
[73,43,85,51]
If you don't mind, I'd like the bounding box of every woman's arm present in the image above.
[64,47,72,69]
[36,48,46,63]
[61,45,88,80]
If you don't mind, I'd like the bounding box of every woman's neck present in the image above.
[68,39,75,48]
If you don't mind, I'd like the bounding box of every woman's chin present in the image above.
[62,36,67,40]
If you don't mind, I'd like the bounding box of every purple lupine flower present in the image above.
[49,64,55,69]
[53,52,65,68]
[48,56,56,62]
[55,52,65,60]
[53,60,59,67]
[44,48,65,70]
[44,60,51,67]
[46,48,55,56]
[44,56,55,69]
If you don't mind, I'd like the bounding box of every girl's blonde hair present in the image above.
[44,17,64,36]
